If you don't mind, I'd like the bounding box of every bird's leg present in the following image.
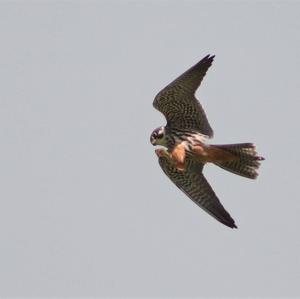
[155,148,170,159]
[155,145,186,172]
[170,143,186,172]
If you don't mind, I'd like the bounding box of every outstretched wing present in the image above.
[153,55,214,137]
[158,155,237,229]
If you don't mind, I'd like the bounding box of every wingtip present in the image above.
[226,222,238,229]
[221,219,238,229]
[201,54,215,67]
[205,54,215,61]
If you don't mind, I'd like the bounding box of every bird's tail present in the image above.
[213,143,264,179]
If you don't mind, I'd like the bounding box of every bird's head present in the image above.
[150,126,166,146]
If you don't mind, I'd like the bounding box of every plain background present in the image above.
[0,1,299,297]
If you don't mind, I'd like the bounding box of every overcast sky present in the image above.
[0,1,299,297]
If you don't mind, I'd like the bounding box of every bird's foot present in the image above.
[155,148,170,158]
[155,148,185,171]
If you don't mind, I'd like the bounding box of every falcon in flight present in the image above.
[150,55,264,229]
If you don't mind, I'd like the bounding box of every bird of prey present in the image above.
[150,55,264,229]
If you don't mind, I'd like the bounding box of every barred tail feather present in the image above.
[214,143,264,179]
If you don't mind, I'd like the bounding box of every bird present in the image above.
[150,54,264,229]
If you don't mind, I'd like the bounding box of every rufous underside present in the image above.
[170,142,238,171]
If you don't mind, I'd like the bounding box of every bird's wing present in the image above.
[153,55,214,137]
[158,154,237,228]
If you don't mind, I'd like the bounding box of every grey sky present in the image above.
[0,1,299,297]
